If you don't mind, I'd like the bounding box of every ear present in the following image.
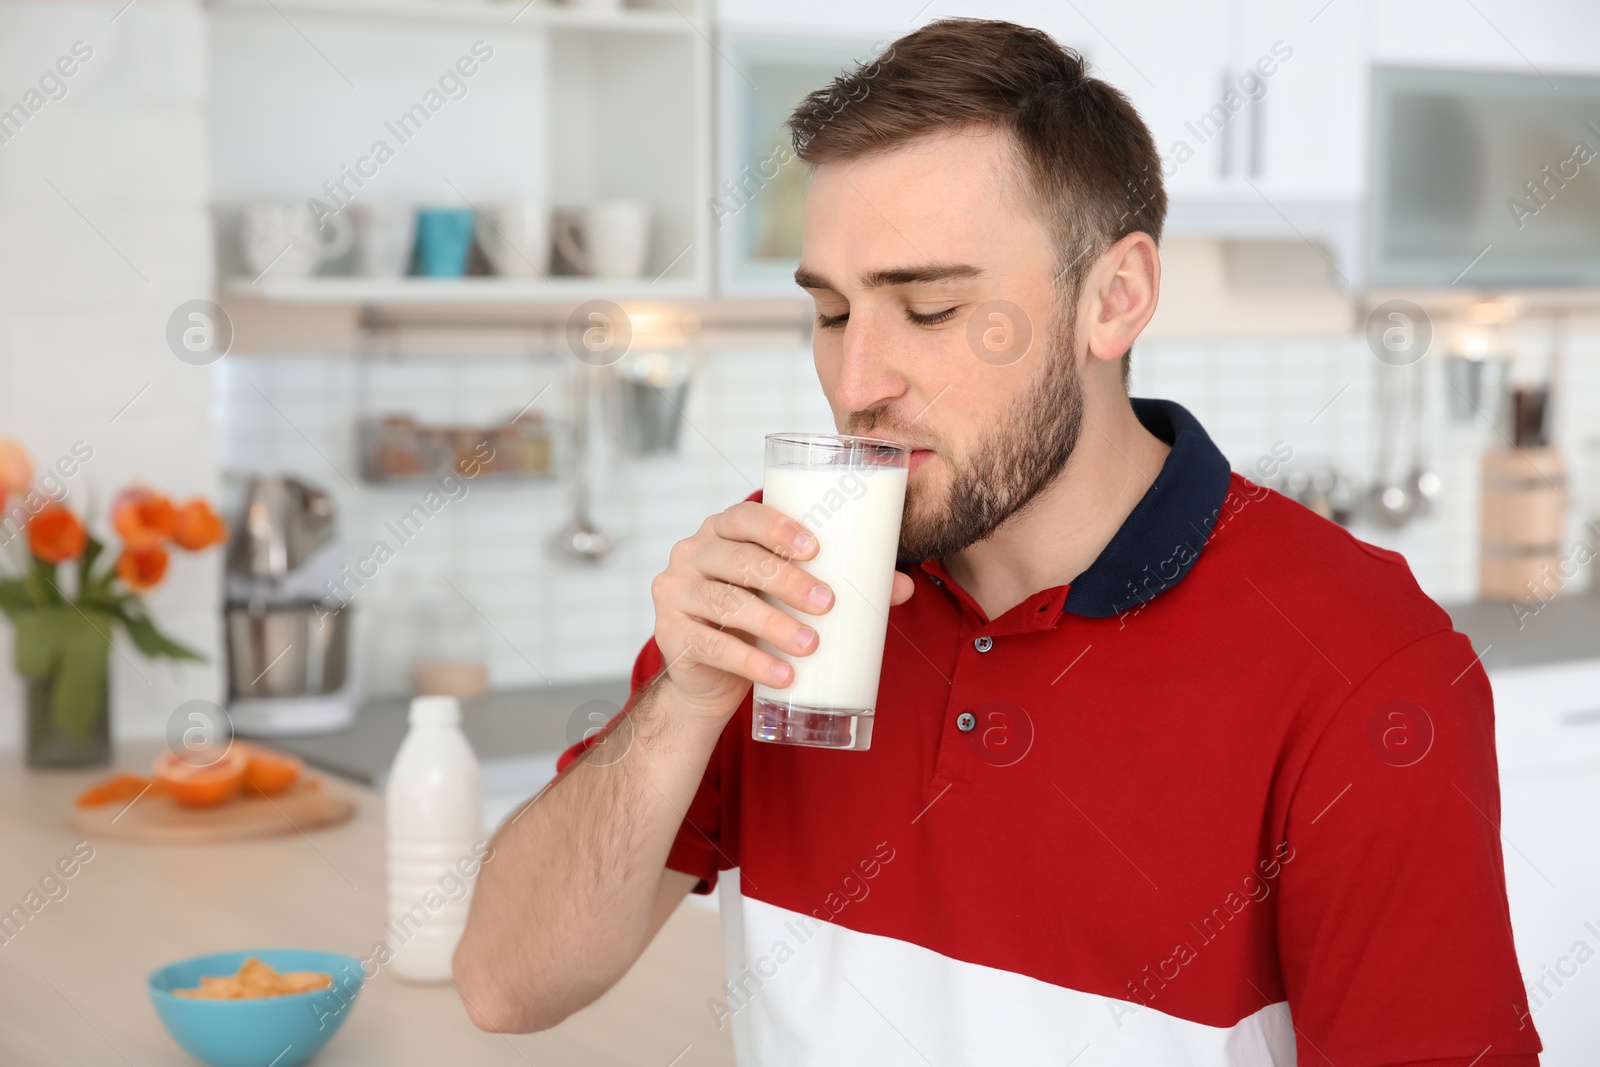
[1081,232,1160,366]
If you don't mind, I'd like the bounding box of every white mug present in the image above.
[239,200,353,280]
[475,200,550,280]
[554,199,651,281]
[354,202,417,278]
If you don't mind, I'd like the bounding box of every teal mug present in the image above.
[413,209,475,278]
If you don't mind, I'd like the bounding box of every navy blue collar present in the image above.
[1062,397,1233,618]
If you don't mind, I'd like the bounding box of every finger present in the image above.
[697,538,833,616]
[690,580,818,657]
[889,571,916,607]
[711,501,817,561]
[668,618,793,688]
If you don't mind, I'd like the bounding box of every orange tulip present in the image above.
[170,499,227,551]
[0,438,30,494]
[113,488,176,549]
[117,545,169,592]
[28,503,87,563]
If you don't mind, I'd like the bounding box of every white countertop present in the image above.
[0,744,735,1067]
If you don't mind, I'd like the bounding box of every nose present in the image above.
[832,310,906,416]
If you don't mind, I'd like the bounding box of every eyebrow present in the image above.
[793,263,984,292]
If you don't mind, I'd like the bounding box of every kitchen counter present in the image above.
[271,677,631,790]
[270,678,634,833]
[1444,592,1600,671]
[0,744,734,1067]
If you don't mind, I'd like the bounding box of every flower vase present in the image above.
[19,609,113,769]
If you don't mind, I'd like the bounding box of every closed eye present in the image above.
[815,305,962,330]
[907,306,960,326]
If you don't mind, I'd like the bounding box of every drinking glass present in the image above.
[752,433,910,751]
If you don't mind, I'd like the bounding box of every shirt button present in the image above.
[956,711,976,732]
[973,636,993,653]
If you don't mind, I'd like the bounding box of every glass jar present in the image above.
[409,595,489,700]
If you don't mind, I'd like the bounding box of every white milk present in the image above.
[754,462,908,711]
[386,695,483,982]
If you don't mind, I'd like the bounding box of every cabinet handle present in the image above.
[1217,70,1233,180]
[1249,93,1263,179]
[1561,709,1600,727]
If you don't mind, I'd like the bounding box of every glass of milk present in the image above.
[752,433,910,751]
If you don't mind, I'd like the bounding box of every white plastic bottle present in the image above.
[386,695,483,982]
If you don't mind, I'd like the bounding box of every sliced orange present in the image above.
[75,773,155,808]
[235,742,302,796]
[154,748,249,808]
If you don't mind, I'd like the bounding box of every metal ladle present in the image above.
[1405,358,1442,518]
[1366,361,1416,528]
[550,363,615,564]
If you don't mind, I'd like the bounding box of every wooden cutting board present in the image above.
[71,779,356,845]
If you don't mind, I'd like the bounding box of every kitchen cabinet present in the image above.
[1114,0,1362,202]
[1128,0,1600,205]
[1368,0,1600,77]
[1491,658,1600,1062]
[1085,0,1365,282]
[1228,0,1365,201]
[1102,0,1600,286]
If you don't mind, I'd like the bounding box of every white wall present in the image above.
[0,0,223,748]
[207,9,547,211]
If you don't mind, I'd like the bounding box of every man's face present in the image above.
[798,127,1084,559]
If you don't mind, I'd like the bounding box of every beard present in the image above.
[847,305,1085,562]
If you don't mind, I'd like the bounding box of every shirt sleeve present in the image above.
[1275,627,1540,1065]
[553,635,729,895]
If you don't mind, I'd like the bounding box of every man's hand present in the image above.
[648,500,916,722]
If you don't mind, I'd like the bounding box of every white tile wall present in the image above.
[214,323,1600,701]
[214,346,835,697]
[1133,327,1600,604]
[0,0,222,750]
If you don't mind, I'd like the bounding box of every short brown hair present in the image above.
[787,18,1165,383]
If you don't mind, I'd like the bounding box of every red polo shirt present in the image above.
[559,398,1539,1066]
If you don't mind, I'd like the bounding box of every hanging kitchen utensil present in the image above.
[619,349,696,456]
[550,362,616,564]
[1405,358,1442,518]
[1365,361,1415,528]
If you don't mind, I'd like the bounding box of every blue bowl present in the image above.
[148,949,365,1067]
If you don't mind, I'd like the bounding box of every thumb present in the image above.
[888,570,916,607]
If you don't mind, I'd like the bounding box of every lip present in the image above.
[846,432,931,470]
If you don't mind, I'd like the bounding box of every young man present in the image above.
[455,19,1540,1066]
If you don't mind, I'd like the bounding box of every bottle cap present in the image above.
[409,695,460,728]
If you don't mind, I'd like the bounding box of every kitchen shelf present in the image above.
[206,0,700,35]
[217,282,813,354]
[224,275,708,305]
[210,0,713,298]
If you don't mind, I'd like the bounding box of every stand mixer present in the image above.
[224,475,360,735]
